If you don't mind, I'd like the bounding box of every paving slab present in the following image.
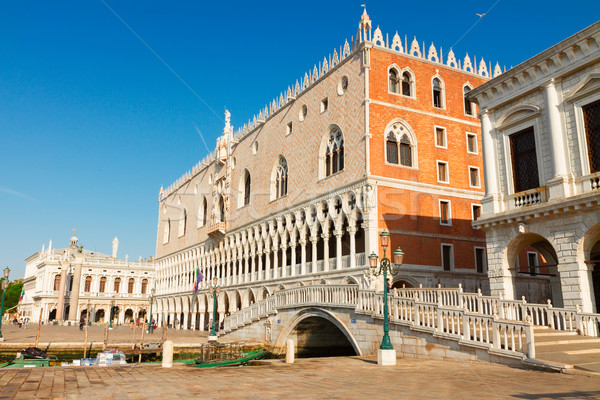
[0,356,599,399]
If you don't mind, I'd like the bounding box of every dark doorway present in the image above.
[291,317,357,358]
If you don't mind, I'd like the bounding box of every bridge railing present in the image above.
[357,289,535,359]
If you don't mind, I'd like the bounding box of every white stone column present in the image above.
[348,225,357,268]
[280,242,287,278]
[334,230,343,270]
[322,233,330,272]
[199,313,205,331]
[311,237,318,274]
[272,241,279,280]
[250,253,255,282]
[182,312,189,330]
[291,244,297,276]
[480,110,501,214]
[190,312,197,330]
[300,240,307,275]
[244,256,249,283]
[264,250,271,280]
[545,79,570,199]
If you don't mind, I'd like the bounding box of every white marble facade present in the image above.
[19,235,155,325]
[469,21,600,312]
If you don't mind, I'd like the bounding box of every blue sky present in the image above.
[1,1,598,279]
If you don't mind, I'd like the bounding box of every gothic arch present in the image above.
[384,118,418,168]
[318,124,345,179]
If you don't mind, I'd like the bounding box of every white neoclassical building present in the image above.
[19,235,155,325]
[468,21,600,312]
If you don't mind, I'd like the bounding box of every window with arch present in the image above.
[239,169,251,207]
[163,219,170,244]
[178,209,187,237]
[114,277,121,293]
[402,72,413,97]
[389,68,399,93]
[141,278,148,294]
[99,277,106,293]
[385,123,414,167]
[464,85,474,115]
[53,275,61,291]
[272,157,288,200]
[433,77,444,108]
[325,127,344,176]
[217,195,226,222]
[198,197,207,227]
[128,278,135,294]
[84,276,92,292]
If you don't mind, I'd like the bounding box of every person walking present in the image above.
[79,315,85,331]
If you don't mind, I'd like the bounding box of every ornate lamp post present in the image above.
[0,267,10,341]
[368,230,403,366]
[208,278,220,342]
[148,288,155,334]
[109,295,116,329]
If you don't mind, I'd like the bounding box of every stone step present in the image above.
[533,330,578,337]
[535,337,600,346]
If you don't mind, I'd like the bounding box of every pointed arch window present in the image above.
[178,209,187,237]
[217,195,226,222]
[402,72,412,97]
[198,197,207,228]
[389,68,399,93]
[163,219,170,244]
[433,78,443,108]
[325,127,344,176]
[386,132,398,164]
[275,157,288,199]
[239,170,251,207]
[244,173,251,205]
[385,123,414,167]
[464,85,474,115]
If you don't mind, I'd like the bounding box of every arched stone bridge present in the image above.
[222,284,600,365]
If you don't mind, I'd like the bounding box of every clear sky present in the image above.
[1,0,598,279]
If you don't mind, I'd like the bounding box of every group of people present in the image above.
[12,316,27,328]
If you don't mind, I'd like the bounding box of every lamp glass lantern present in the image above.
[3,267,9,279]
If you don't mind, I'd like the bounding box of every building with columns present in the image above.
[152,10,518,331]
[468,21,600,312]
[18,234,155,325]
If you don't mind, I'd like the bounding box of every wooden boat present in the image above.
[192,350,266,368]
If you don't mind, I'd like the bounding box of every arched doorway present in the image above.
[507,233,561,306]
[95,309,105,323]
[588,241,600,313]
[48,309,57,321]
[275,308,361,358]
[124,309,134,323]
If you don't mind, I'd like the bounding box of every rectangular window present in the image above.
[583,99,600,173]
[527,252,538,276]
[442,244,453,271]
[435,127,446,148]
[320,98,328,113]
[467,133,478,154]
[439,200,451,225]
[437,161,449,183]
[475,247,486,273]
[469,166,480,188]
[286,122,293,135]
[510,127,539,193]
[472,204,482,221]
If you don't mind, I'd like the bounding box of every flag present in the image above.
[19,289,24,302]
[194,267,204,293]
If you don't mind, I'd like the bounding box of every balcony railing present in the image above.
[207,221,227,236]
[508,186,547,209]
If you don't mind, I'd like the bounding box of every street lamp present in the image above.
[208,278,221,342]
[0,267,10,341]
[109,295,116,329]
[368,230,403,366]
[148,288,155,334]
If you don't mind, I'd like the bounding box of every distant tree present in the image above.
[1,280,23,314]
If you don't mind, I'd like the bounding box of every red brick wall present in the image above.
[369,48,488,271]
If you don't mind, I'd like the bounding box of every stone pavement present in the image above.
[1,356,599,399]
[0,324,213,347]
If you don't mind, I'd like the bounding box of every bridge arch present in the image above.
[274,307,362,357]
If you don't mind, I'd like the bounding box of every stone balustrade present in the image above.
[223,284,600,361]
